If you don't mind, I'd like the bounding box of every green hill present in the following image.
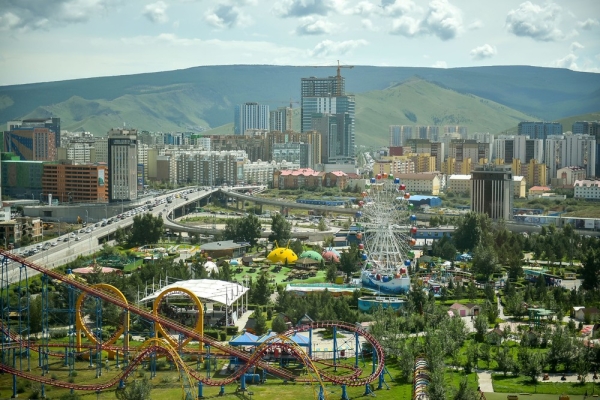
[2,65,600,136]
[354,79,536,147]
[556,111,600,132]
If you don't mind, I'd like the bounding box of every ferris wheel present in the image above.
[356,174,417,268]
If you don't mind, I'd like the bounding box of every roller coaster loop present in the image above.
[0,250,385,397]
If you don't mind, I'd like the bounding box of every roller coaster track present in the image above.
[0,251,385,392]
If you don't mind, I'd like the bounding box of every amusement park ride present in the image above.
[356,174,417,295]
[0,250,388,400]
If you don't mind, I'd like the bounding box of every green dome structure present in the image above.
[299,250,323,262]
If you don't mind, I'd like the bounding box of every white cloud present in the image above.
[431,60,447,68]
[391,16,420,37]
[390,0,462,41]
[349,1,378,16]
[551,53,578,70]
[577,18,599,30]
[295,17,335,35]
[506,1,563,41]
[467,20,483,30]
[205,4,251,29]
[0,0,120,31]
[361,18,378,31]
[273,0,342,18]
[143,1,169,24]
[420,0,462,40]
[470,44,496,60]
[381,0,416,17]
[570,41,584,52]
[310,39,368,57]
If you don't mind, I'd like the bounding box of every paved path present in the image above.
[477,369,598,394]
[477,370,494,392]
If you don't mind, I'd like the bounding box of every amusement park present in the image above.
[1,174,600,400]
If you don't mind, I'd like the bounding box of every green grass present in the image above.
[354,78,536,147]
[492,374,600,396]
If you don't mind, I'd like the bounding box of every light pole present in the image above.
[85,210,88,225]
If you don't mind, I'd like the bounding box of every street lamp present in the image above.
[85,210,88,225]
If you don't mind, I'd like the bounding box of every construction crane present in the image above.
[311,60,354,96]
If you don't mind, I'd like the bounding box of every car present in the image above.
[70,232,76,237]
[51,242,58,246]
[85,229,91,233]
[75,236,81,241]
[79,229,85,233]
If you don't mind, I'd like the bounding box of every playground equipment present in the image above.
[0,250,386,399]
[413,356,430,400]
[358,175,415,294]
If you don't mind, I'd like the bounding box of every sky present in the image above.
[0,0,599,85]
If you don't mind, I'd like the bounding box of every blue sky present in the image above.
[0,0,598,85]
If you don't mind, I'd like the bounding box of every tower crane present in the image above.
[311,60,354,96]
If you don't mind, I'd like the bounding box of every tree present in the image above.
[495,344,514,376]
[581,247,600,291]
[471,243,497,280]
[253,308,267,336]
[452,376,480,400]
[116,375,152,400]
[251,272,271,305]
[338,244,361,279]
[290,239,304,256]
[269,214,291,244]
[223,215,262,247]
[129,213,164,246]
[326,263,337,283]
[519,348,545,383]
[272,315,287,333]
[317,218,327,231]
[474,313,488,342]
[28,296,42,335]
[452,212,493,252]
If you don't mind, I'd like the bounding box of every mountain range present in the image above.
[1,65,599,147]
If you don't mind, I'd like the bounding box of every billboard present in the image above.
[137,164,144,191]
[98,169,105,186]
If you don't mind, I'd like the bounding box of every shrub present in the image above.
[225,326,238,336]
[219,331,227,341]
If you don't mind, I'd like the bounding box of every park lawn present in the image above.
[122,258,144,272]
[492,374,600,396]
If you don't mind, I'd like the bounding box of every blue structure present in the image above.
[405,195,442,208]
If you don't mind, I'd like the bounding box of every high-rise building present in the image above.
[234,102,270,135]
[495,136,543,164]
[311,113,354,164]
[301,75,355,164]
[7,118,61,149]
[444,126,468,136]
[518,122,562,145]
[471,164,513,220]
[42,161,108,203]
[572,121,600,136]
[4,126,56,161]
[107,128,138,202]
[449,139,489,163]
[545,134,596,180]
[272,142,309,168]
[389,125,413,146]
[269,107,293,132]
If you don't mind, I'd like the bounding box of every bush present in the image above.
[219,331,227,341]
[51,329,68,339]
[204,330,219,340]
[225,326,238,336]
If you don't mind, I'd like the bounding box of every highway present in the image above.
[6,185,599,285]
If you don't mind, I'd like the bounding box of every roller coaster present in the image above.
[0,250,387,399]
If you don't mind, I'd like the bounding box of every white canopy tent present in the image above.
[139,279,248,306]
[139,279,250,327]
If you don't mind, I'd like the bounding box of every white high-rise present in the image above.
[545,134,596,179]
[234,103,270,135]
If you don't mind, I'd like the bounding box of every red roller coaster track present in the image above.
[0,251,385,392]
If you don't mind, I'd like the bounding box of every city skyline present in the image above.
[0,0,598,85]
